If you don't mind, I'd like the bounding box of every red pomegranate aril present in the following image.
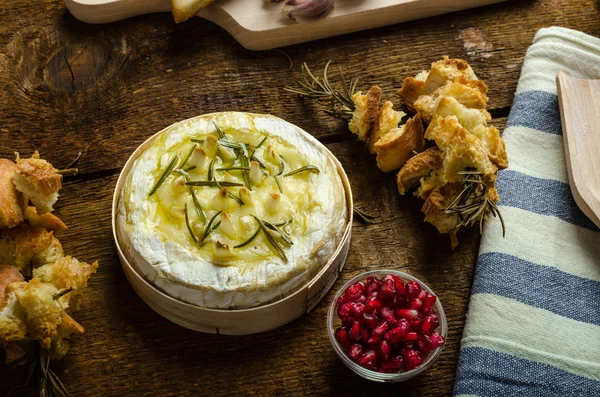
[337,302,353,319]
[358,350,379,370]
[403,332,419,343]
[366,279,382,295]
[361,312,379,328]
[372,321,389,338]
[380,278,396,301]
[380,306,397,325]
[429,313,440,329]
[403,349,423,370]
[396,309,420,320]
[393,354,404,370]
[420,316,433,333]
[350,302,366,318]
[349,321,362,342]
[366,295,384,313]
[366,335,381,347]
[410,319,422,331]
[408,281,422,298]
[379,360,400,373]
[348,343,364,361]
[379,340,392,361]
[361,328,371,343]
[390,275,407,296]
[421,293,437,312]
[424,332,446,350]
[408,298,423,310]
[384,325,408,345]
[335,327,351,349]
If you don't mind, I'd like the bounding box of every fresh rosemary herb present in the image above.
[251,216,288,263]
[52,287,73,301]
[353,207,377,224]
[273,175,283,193]
[207,158,217,182]
[199,211,222,243]
[444,170,506,237]
[212,120,225,139]
[250,136,267,159]
[274,220,292,227]
[186,181,244,187]
[284,165,320,177]
[233,228,260,248]
[284,60,358,120]
[184,203,198,244]
[190,138,205,144]
[218,139,242,150]
[264,220,293,246]
[64,151,82,169]
[183,165,197,172]
[276,155,286,176]
[9,346,69,397]
[148,155,179,196]
[238,143,252,189]
[228,192,244,206]
[189,187,206,223]
[216,166,250,171]
[179,143,197,168]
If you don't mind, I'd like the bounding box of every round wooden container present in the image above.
[112,113,353,335]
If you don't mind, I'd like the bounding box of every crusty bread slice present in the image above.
[425,97,491,141]
[396,147,443,196]
[0,159,26,228]
[369,100,406,154]
[349,86,382,142]
[24,206,67,232]
[13,152,62,214]
[374,114,424,173]
[0,224,64,274]
[172,0,217,23]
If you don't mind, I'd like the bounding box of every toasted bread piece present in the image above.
[349,86,382,142]
[13,151,62,214]
[414,78,489,124]
[0,266,24,309]
[0,159,26,228]
[471,124,509,169]
[0,224,64,273]
[0,293,27,344]
[422,183,462,234]
[24,206,68,232]
[370,101,406,154]
[425,97,491,139]
[396,147,443,195]
[421,56,478,96]
[397,75,426,111]
[432,116,497,183]
[172,0,217,23]
[374,114,424,173]
[49,313,84,359]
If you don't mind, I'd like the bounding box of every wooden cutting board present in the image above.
[65,0,508,50]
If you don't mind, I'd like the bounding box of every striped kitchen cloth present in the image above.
[453,27,600,396]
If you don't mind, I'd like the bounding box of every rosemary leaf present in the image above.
[200,211,222,242]
[189,187,206,223]
[238,143,252,189]
[284,165,320,177]
[183,165,197,172]
[190,138,205,144]
[218,139,242,150]
[273,175,283,193]
[228,192,244,206]
[187,181,244,188]
[250,136,267,159]
[212,120,225,139]
[276,155,285,176]
[233,228,260,248]
[207,159,217,182]
[252,216,288,263]
[179,143,197,168]
[184,203,198,244]
[64,151,82,169]
[149,155,179,196]
[263,220,293,245]
[216,166,250,171]
[52,287,74,301]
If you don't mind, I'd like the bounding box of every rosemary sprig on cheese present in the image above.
[186,181,244,187]
[149,154,179,196]
[252,215,288,263]
[284,165,320,176]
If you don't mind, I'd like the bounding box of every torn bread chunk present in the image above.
[49,313,84,359]
[349,86,382,142]
[369,101,406,154]
[0,159,26,228]
[13,151,62,214]
[0,265,27,344]
[471,124,509,169]
[422,183,462,235]
[0,224,64,274]
[396,70,429,112]
[396,147,443,195]
[414,78,489,124]
[374,114,424,173]
[24,206,68,232]
[425,96,491,139]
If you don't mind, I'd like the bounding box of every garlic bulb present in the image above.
[283,0,333,23]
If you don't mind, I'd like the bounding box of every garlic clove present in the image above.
[283,0,333,23]
[173,175,187,192]
[213,241,233,263]
[203,135,219,158]
[265,191,282,215]
[249,161,262,186]
[189,147,208,172]
[210,188,229,212]
[239,187,253,206]
[220,212,237,237]
[169,205,185,219]
[218,146,236,163]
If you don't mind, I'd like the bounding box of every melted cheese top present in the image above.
[117,113,347,309]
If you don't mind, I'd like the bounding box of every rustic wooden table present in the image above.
[1,1,599,395]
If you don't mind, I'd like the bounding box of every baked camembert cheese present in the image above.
[118,112,347,309]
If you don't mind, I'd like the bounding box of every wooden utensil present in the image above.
[556,71,600,228]
[65,0,509,50]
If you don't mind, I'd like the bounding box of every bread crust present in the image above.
[374,114,424,172]
[349,86,382,142]
[0,159,26,228]
[370,100,405,154]
[0,265,24,309]
[24,206,68,232]
[15,152,62,197]
[396,147,443,195]
[397,76,425,111]
[0,224,64,273]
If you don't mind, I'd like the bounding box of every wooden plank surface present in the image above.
[1,1,600,395]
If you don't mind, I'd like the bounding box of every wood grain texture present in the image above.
[2,0,600,396]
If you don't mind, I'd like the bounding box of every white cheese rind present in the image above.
[117,113,347,309]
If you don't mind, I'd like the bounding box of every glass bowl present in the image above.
[327,269,447,382]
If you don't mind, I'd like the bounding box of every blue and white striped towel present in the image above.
[453,27,600,396]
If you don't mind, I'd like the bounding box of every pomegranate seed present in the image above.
[349,321,362,342]
[421,293,437,312]
[337,302,353,319]
[379,340,392,361]
[366,279,382,295]
[384,326,408,345]
[380,307,397,325]
[365,276,376,284]
[403,332,419,343]
[403,349,423,370]
[335,327,350,349]
[366,295,384,313]
[409,298,423,310]
[361,328,370,343]
[390,275,407,296]
[341,317,354,328]
[421,316,433,333]
[348,344,364,360]
[350,302,366,318]
[410,319,422,330]
[417,290,427,300]
[424,332,446,350]
[429,313,440,329]
[349,281,365,296]
[380,279,396,301]
[372,321,389,338]
[393,354,404,370]
[366,335,381,347]
[396,309,419,320]
[379,360,399,373]
[408,281,422,298]
[358,350,379,370]
[361,312,378,328]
